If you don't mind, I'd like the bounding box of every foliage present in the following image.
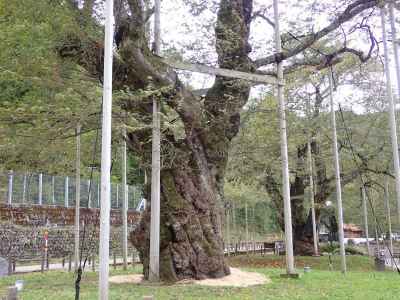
[225,55,399,237]
[0,0,142,183]
[319,243,365,256]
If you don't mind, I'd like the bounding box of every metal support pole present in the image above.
[65,177,69,207]
[375,227,381,253]
[232,202,236,243]
[98,0,114,297]
[38,173,43,205]
[97,181,100,208]
[384,179,394,264]
[361,186,370,255]
[149,0,161,282]
[7,170,13,205]
[381,6,400,224]
[126,186,129,211]
[74,123,81,271]
[88,179,92,208]
[52,176,55,204]
[252,205,256,253]
[273,0,295,275]
[389,3,400,223]
[22,173,27,204]
[307,139,319,256]
[328,69,346,274]
[245,202,249,252]
[306,97,318,256]
[389,3,400,104]
[116,184,119,209]
[226,206,231,256]
[122,126,128,270]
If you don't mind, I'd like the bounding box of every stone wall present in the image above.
[0,204,140,227]
[0,224,135,260]
[0,205,141,260]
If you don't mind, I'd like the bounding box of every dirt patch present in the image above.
[193,268,270,287]
[109,274,144,284]
[109,268,269,287]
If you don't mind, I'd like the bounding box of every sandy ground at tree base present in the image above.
[109,268,270,287]
[193,268,270,287]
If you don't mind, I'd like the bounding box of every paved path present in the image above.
[15,257,138,274]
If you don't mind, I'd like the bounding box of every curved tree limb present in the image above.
[254,0,379,67]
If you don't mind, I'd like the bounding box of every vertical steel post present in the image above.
[52,176,55,205]
[389,3,400,104]
[306,96,318,256]
[384,179,394,265]
[88,179,92,208]
[245,202,249,252]
[122,125,128,270]
[273,0,295,275]
[98,0,114,297]
[74,124,81,271]
[380,6,400,224]
[116,184,119,209]
[22,173,27,204]
[226,207,231,256]
[328,69,346,274]
[97,181,100,208]
[7,170,13,205]
[38,173,43,205]
[65,176,69,207]
[149,0,161,282]
[361,186,370,255]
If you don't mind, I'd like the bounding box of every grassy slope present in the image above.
[0,256,398,300]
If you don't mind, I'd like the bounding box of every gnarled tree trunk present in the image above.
[124,0,254,281]
[265,86,364,255]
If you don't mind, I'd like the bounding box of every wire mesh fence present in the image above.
[0,171,143,211]
[222,201,283,254]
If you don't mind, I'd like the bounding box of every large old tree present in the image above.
[62,0,381,281]
[264,84,367,255]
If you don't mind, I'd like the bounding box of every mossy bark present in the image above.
[61,0,254,281]
[128,0,253,282]
[130,159,230,281]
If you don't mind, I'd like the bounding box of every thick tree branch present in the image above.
[254,0,379,67]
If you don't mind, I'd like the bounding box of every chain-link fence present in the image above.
[222,201,282,254]
[0,171,143,211]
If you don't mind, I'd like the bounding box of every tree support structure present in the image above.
[328,68,347,274]
[380,4,400,224]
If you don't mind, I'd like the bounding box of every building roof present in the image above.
[343,223,363,232]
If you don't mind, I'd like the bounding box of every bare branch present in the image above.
[254,0,379,67]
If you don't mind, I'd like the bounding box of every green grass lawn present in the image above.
[0,256,399,299]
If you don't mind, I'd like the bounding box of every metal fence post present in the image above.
[38,173,43,205]
[116,184,119,209]
[52,176,55,204]
[88,179,91,208]
[65,177,69,207]
[22,173,27,204]
[132,186,136,209]
[126,184,129,210]
[7,170,13,205]
[97,181,100,208]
